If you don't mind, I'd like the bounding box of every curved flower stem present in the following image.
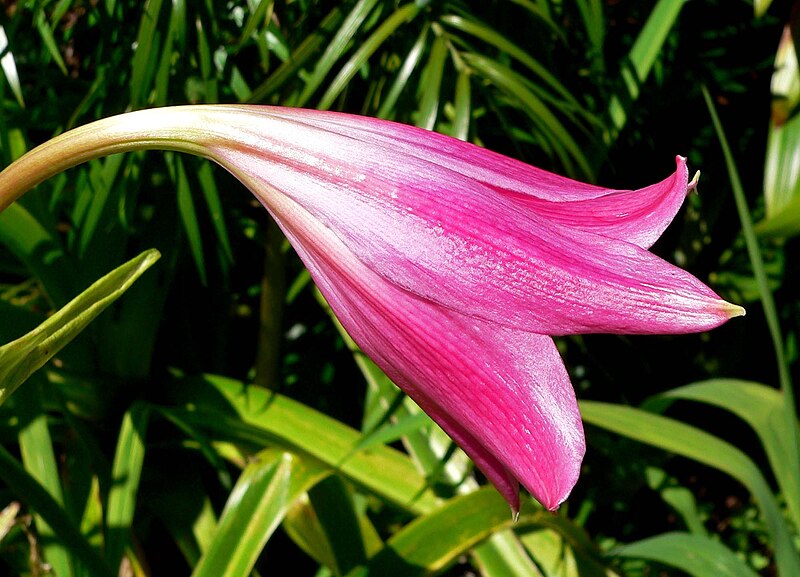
[0,107,210,213]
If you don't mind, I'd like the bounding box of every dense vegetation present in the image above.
[0,1,797,575]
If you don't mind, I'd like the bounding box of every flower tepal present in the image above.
[195,106,742,509]
[0,105,744,512]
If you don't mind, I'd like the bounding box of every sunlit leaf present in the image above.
[192,449,329,577]
[580,401,800,577]
[614,532,760,577]
[0,250,160,404]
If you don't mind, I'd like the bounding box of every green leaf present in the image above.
[580,401,800,577]
[35,10,68,76]
[376,25,430,119]
[451,69,471,141]
[284,475,382,576]
[440,14,578,108]
[105,404,150,572]
[0,444,113,577]
[0,25,25,108]
[754,0,774,18]
[614,532,761,577]
[237,0,274,48]
[16,380,73,577]
[660,379,800,534]
[130,0,165,106]
[607,0,685,134]
[0,201,75,307]
[0,249,161,404]
[760,27,800,233]
[164,372,440,515]
[472,531,546,577]
[463,53,593,178]
[345,488,536,577]
[755,194,800,238]
[318,3,422,111]
[703,85,799,538]
[416,33,448,130]
[247,6,345,103]
[169,154,207,284]
[192,449,329,577]
[296,0,381,107]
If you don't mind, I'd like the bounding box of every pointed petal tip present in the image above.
[725,302,746,318]
[688,170,701,193]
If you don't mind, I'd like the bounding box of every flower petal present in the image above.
[261,186,585,511]
[253,106,691,247]
[500,156,691,249]
[202,110,741,337]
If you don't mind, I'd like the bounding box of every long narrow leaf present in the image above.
[345,488,540,577]
[192,449,329,577]
[703,85,799,532]
[607,0,685,134]
[580,401,800,577]
[661,379,800,533]
[319,3,422,110]
[105,404,150,573]
[0,250,161,404]
[164,372,440,515]
[16,380,73,577]
[416,33,448,130]
[614,532,761,577]
[0,445,113,577]
[296,0,381,106]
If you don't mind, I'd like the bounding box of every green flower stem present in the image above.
[0,107,209,213]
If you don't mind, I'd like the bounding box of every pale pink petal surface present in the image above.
[263,187,585,511]
[202,108,739,337]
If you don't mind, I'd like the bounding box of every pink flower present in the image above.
[0,106,744,512]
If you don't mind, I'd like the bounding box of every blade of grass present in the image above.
[130,0,165,107]
[472,531,546,577]
[607,0,685,135]
[105,403,150,573]
[614,532,760,577]
[0,202,75,307]
[191,449,329,577]
[415,32,448,130]
[660,378,800,536]
[303,475,378,576]
[164,371,440,515]
[196,161,234,267]
[236,0,274,48]
[318,3,422,110]
[376,24,430,119]
[34,9,68,76]
[169,153,207,284]
[246,6,345,103]
[580,400,800,577]
[702,83,798,524]
[451,69,471,141]
[345,488,540,577]
[296,0,381,107]
[464,53,593,178]
[16,379,74,577]
[0,25,25,108]
[440,15,579,109]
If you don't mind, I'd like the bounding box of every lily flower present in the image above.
[0,106,744,512]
